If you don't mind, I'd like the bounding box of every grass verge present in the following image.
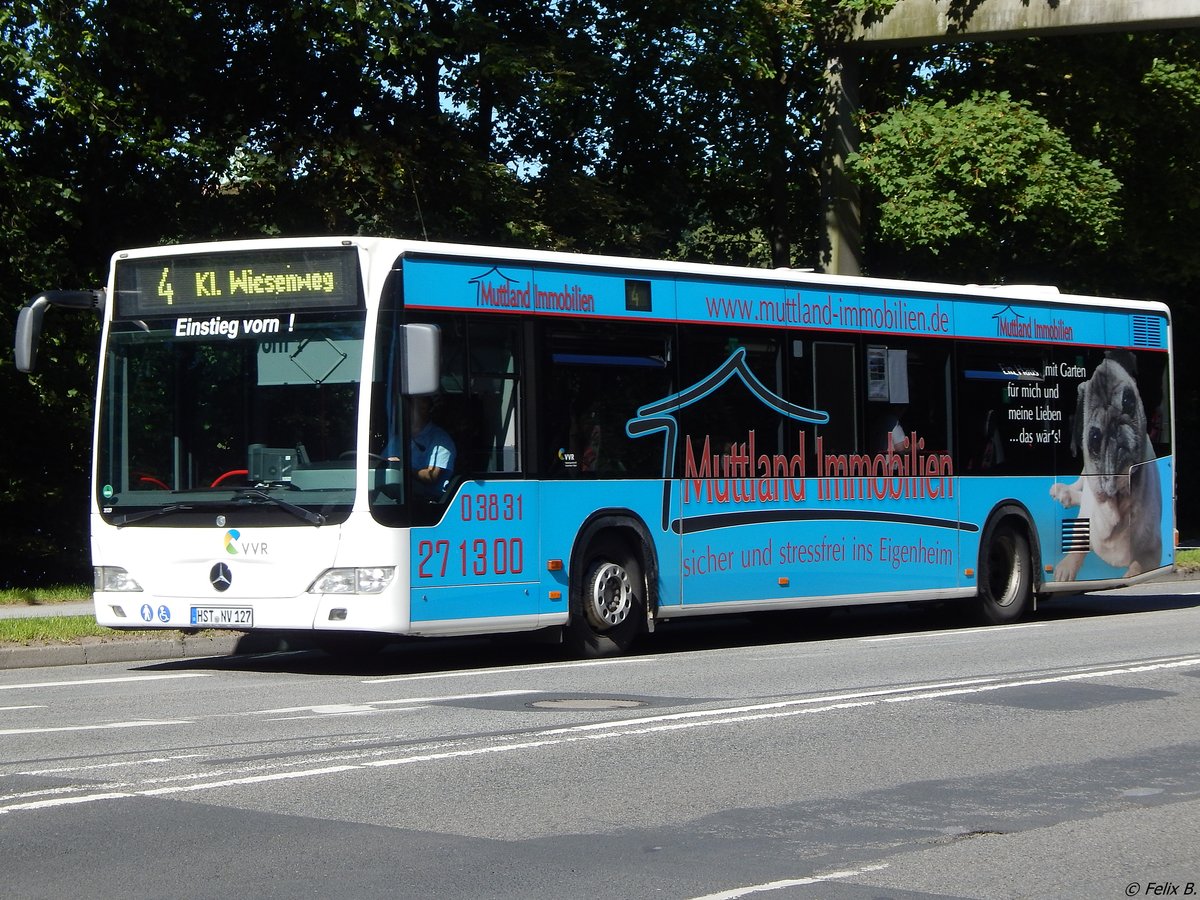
[0,586,233,648]
[0,615,233,646]
[0,615,121,644]
[0,584,90,606]
[1175,548,1200,574]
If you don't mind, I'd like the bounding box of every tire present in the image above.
[976,523,1033,625]
[566,533,646,657]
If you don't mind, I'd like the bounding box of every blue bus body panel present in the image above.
[400,252,1173,625]
[409,482,542,623]
[407,456,1173,622]
[403,255,1168,349]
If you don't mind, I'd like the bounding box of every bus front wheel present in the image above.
[976,523,1033,625]
[567,534,645,657]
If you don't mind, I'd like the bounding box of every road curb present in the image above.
[0,633,244,670]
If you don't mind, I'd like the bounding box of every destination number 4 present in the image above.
[417,538,525,578]
[158,267,174,304]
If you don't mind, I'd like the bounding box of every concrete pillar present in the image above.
[820,53,862,277]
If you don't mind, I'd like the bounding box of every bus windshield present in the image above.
[96,312,366,525]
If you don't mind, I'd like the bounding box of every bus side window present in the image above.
[956,343,1054,476]
[398,315,523,477]
[545,323,673,478]
[811,341,858,456]
[849,338,954,461]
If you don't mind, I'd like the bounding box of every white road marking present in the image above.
[2,655,1197,815]
[689,864,890,899]
[861,622,1049,642]
[361,657,649,684]
[0,673,211,692]
[878,657,1200,704]
[265,706,425,722]
[0,705,45,712]
[8,754,206,778]
[1,785,109,803]
[0,792,136,813]
[249,689,540,716]
[0,720,191,737]
[141,765,361,795]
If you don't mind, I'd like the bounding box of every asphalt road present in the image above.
[2,583,1198,900]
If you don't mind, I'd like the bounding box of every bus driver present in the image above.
[387,395,456,497]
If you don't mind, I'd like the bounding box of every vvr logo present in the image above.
[223,529,269,557]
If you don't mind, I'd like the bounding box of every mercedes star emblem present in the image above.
[209,562,233,592]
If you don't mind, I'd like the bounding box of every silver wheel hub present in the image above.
[586,562,633,629]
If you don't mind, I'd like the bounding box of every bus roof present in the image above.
[110,236,1171,320]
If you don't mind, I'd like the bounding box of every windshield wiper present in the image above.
[235,488,326,525]
[113,504,195,528]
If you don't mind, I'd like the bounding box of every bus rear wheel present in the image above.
[567,534,645,657]
[976,523,1033,625]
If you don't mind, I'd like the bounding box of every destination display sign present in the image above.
[114,247,361,318]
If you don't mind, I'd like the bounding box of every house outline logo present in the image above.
[626,346,829,480]
[626,347,829,532]
[992,305,1026,324]
[468,266,531,309]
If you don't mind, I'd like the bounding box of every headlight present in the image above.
[308,567,395,594]
[354,567,395,593]
[94,566,143,592]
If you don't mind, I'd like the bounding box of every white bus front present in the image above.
[91,239,434,637]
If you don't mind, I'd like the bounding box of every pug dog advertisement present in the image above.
[1050,350,1162,580]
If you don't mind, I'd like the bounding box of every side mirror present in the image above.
[13,289,105,373]
[401,323,441,395]
[14,298,50,373]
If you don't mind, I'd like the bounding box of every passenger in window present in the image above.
[576,409,625,475]
[879,405,910,453]
[974,409,1005,470]
[580,416,602,473]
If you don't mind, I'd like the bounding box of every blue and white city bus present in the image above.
[15,237,1175,654]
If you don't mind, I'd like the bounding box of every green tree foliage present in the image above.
[849,90,1121,278]
[650,0,896,268]
[4,5,1200,582]
[851,32,1200,288]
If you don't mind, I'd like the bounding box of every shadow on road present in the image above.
[136,579,1200,679]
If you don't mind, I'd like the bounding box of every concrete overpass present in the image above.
[855,0,1200,46]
